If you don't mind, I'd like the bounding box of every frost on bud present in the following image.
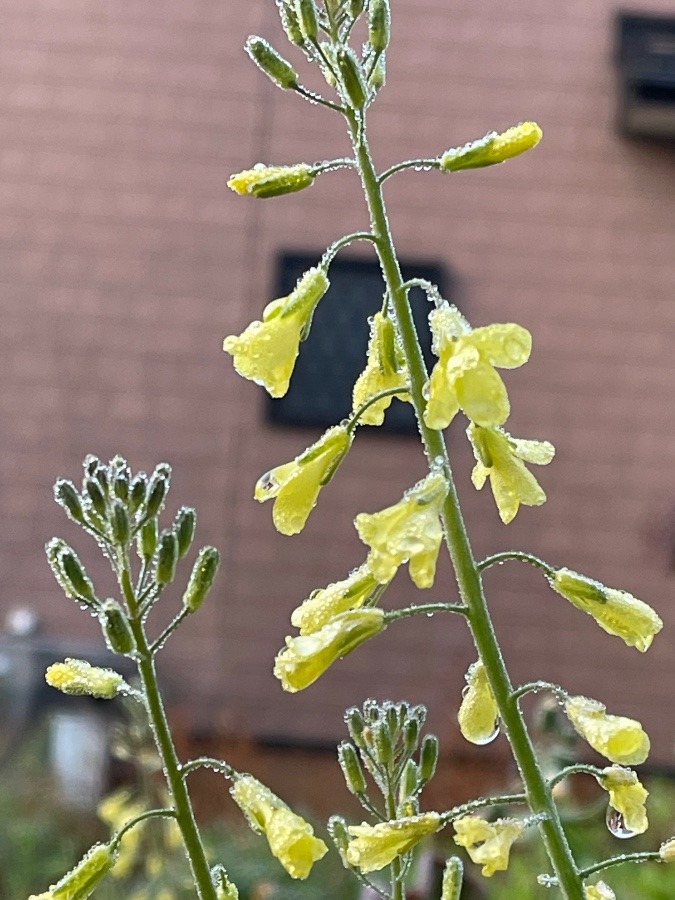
[346,813,442,872]
[338,741,368,795]
[46,658,124,700]
[336,47,367,108]
[155,530,178,586]
[419,734,439,784]
[145,464,171,519]
[350,0,366,17]
[297,0,318,40]
[59,548,98,605]
[440,122,543,172]
[246,36,299,90]
[49,843,116,899]
[441,856,464,900]
[597,765,648,835]
[549,568,662,652]
[100,599,136,655]
[46,538,77,599]
[110,501,130,545]
[400,759,419,800]
[458,660,499,746]
[368,0,391,52]
[138,518,158,561]
[85,477,108,519]
[369,55,386,94]
[174,506,196,558]
[328,815,350,866]
[659,837,675,862]
[227,163,315,199]
[129,472,148,514]
[346,706,366,747]
[211,863,239,900]
[54,480,85,524]
[183,547,221,613]
[279,2,304,45]
[564,695,650,765]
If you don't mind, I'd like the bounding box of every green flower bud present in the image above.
[328,815,350,866]
[54,480,85,524]
[60,549,98,605]
[51,843,116,899]
[83,455,101,478]
[46,538,77,598]
[440,122,543,172]
[155,529,178,586]
[85,477,108,518]
[441,856,464,900]
[419,734,439,784]
[403,717,420,756]
[338,741,367,795]
[279,2,304,45]
[228,163,315,199]
[112,461,130,502]
[296,0,318,40]
[336,47,367,108]
[246,36,298,90]
[93,464,109,496]
[368,0,390,52]
[183,546,220,612]
[100,599,135,655]
[374,722,393,763]
[385,702,399,735]
[346,706,366,747]
[350,0,366,17]
[399,758,419,799]
[111,501,130,546]
[138,518,158,561]
[174,507,197,558]
[129,472,148,514]
[211,863,239,900]
[145,464,171,519]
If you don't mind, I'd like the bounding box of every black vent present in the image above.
[616,13,675,139]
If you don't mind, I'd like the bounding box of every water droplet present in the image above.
[537,874,559,888]
[606,806,636,839]
[472,721,500,746]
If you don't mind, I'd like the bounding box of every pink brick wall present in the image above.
[1,0,674,764]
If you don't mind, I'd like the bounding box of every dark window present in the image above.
[266,253,450,435]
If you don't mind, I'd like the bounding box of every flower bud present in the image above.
[111,500,130,545]
[84,454,101,478]
[403,717,420,757]
[441,856,464,900]
[228,163,315,199]
[350,0,365,17]
[129,472,148,514]
[368,0,390,52]
[419,734,439,784]
[174,506,196,558]
[100,599,136,655]
[279,2,304,45]
[211,863,239,900]
[336,47,367,108]
[374,721,393,763]
[59,548,98,605]
[85,477,108,518]
[346,706,366,747]
[338,741,368,795]
[46,659,124,700]
[46,538,77,599]
[328,815,351,865]
[112,472,129,503]
[246,36,298,89]
[155,529,178,586]
[584,882,616,900]
[145,464,171,519]
[454,816,525,877]
[659,837,675,862]
[368,55,386,93]
[296,0,318,40]
[50,843,116,899]
[440,122,543,171]
[399,759,419,799]
[183,546,220,612]
[54,480,85,524]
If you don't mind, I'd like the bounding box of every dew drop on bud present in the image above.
[606,806,636,839]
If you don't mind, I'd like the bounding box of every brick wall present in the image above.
[1,0,674,770]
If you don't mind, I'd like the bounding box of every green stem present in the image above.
[549,764,606,789]
[511,680,566,703]
[580,852,662,879]
[378,158,440,183]
[385,602,467,623]
[347,107,584,899]
[347,386,410,431]
[478,550,554,575]
[111,808,176,850]
[182,756,236,780]
[441,793,528,823]
[120,564,217,900]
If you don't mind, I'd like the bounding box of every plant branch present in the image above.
[441,793,528,824]
[346,386,410,431]
[384,602,467,623]
[580,852,662,879]
[511,681,567,704]
[378,158,440,184]
[110,808,176,850]
[549,764,606,789]
[150,606,191,654]
[181,757,236,780]
[477,550,555,575]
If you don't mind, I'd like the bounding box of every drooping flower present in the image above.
[352,311,409,425]
[355,471,447,587]
[291,562,385,635]
[564,696,650,765]
[223,266,329,398]
[274,608,385,692]
[549,568,663,652]
[440,122,543,171]
[584,882,616,900]
[230,775,327,879]
[453,816,525,877]
[346,813,442,872]
[255,425,352,535]
[597,766,648,835]
[423,302,531,430]
[227,163,315,198]
[46,658,124,700]
[467,423,554,524]
[457,660,499,745]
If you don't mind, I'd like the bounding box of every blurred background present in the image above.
[0,0,674,895]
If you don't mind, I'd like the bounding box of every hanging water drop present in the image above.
[471,720,500,746]
[606,806,637,839]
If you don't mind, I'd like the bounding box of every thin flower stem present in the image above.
[347,105,584,899]
[294,83,345,113]
[313,157,358,175]
[356,791,387,821]
[384,602,467,623]
[399,277,444,306]
[150,606,191,653]
[511,681,567,704]
[346,386,410,431]
[322,230,379,266]
[110,808,176,850]
[549,764,606,789]
[379,158,441,184]
[478,550,555,575]
[119,560,217,900]
[441,793,528,824]
[181,756,236,780]
[579,852,662,879]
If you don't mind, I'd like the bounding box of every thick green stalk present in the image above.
[121,566,217,900]
[346,109,584,899]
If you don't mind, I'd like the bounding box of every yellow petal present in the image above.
[346,813,441,872]
[46,658,124,700]
[565,696,650,765]
[585,882,616,900]
[453,816,524,877]
[456,362,510,427]
[227,163,315,198]
[291,563,382,634]
[440,122,543,171]
[468,323,532,368]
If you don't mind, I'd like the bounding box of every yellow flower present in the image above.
[597,766,648,835]
[291,562,384,634]
[230,775,327,879]
[585,882,616,900]
[453,816,525,877]
[46,658,124,700]
[352,312,409,425]
[440,122,543,171]
[458,661,499,745]
[659,837,675,862]
[467,423,554,524]
[274,608,385,692]
[423,302,531,430]
[565,696,650,765]
[223,267,329,398]
[255,425,352,535]
[355,471,447,587]
[227,163,315,198]
[549,568,662,652]
[345,813,442,872]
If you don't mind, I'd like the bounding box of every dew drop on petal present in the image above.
[606,806,637,839]
[473,721,500,746]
